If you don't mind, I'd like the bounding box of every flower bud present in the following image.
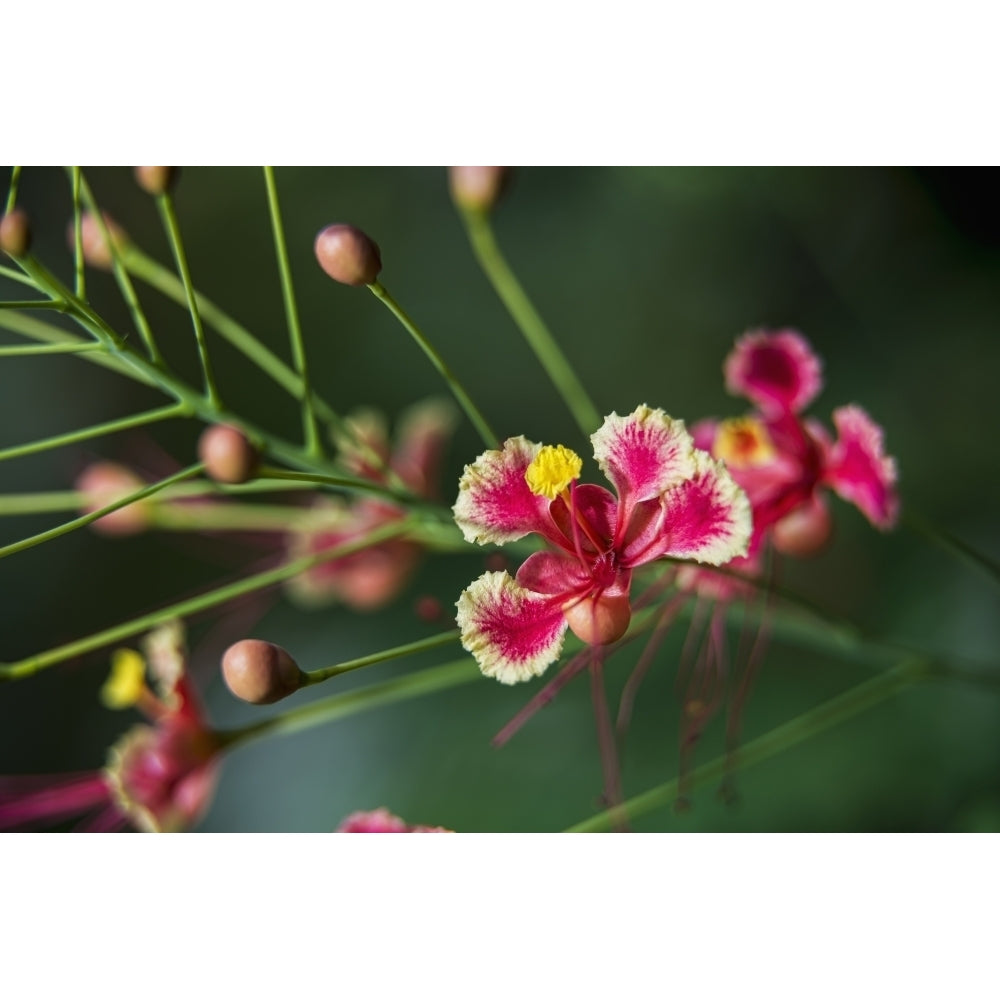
[134,166,179,196]
[415,595,444,623]
[0,209,31,258]
[563,594,631,646]
[222,639,304,705]
[68,212,128,270]
[75,461,151,536]
[197,424,258,484]
[314,224,382,286]
[772,500,833,557]
[448,167,509,213]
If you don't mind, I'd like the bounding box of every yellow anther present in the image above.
[525,445,583,500]
[100,648,147,709]
[713,417,775,469]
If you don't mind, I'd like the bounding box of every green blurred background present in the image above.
[1,166,998,831]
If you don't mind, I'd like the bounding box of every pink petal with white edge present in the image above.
[724,329,823,415]
[453,436,555,545]
[824,405,899,529]
[457,571,568,684]
[591,406,696,517]
[641,450,752,566]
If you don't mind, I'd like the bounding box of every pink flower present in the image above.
[704,329,899,556]
[0,624,220,833]
[454,405,752,683]
[337,808,451,833]
[287,399,456,610]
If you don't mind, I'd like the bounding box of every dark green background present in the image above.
[1,167,998,831]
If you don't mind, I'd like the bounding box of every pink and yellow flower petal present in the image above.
[590,406,696,519]
[823,405,899,529]
[453,436,554,545]
[724,329,823,415]
[456,571,569,683]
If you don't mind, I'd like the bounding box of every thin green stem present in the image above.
[156,193,219,405]
[0,462,203,562]
[5,166,21,214]
[218,657,479,750]
[74,173,163,364]
[71,167,85,300]
[0,342,100,357]
[149,502,310,532]
[0,517,416,681]
[302,629,461,685]
[459,206,601,437]
[255,465,419,507]
[0,402,186,463]
[0,300,67,311]
[566,657,929,832]
[903,509,1000,592]
[368,281,498,449]
[263,166,321,457]
[0,265,38,289]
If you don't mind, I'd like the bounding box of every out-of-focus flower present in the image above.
[287,399,457,611]
[454,405,751,684]
[0,622,220,833]
[337,808,451,833]
[75,461,153,536]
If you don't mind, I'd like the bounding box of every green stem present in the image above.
[566,657,929,832]
[0,342,100,357]
[4,166,21,214]
[0,300,68,311]
[149,502,310,532]
[0,402,185,463]
[0,265,38,289]
[263,166,321,457]
[367,281,499,449]
[459,207,601,437]
[0,462,203,562]
[71,167,85,300]
[218,657,479,749]
[255,465,418,507]
[0,517,416,681]
[903,509,1000,592]
[302,629,461,685]
[156,193,220,405]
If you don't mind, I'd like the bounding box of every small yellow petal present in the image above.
[101,648,147,709]
[524,445,582,500]
[713,417,775,469]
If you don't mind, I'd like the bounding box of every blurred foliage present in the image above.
[1,166,998,831]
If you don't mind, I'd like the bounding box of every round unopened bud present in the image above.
[314,224,382,286]
[134,166,179,196]
[563,594,631,646]
[0,209,31,258]
[68,212,128,270]
[415,595,444,623]
[448,166,509,213]
[75,461,151,536]
[198,424,258,484]
[222,639,304,705]
[773,500,833,557]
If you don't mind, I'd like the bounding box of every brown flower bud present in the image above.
[772,501,833,557]
[448,167,509,213]
[314,224,382,286]
[75,461,151,536]
[222,639,304,705]
[197,424,258,484]
[563,594,631,646]
[134,166,180,196]
[68,212,128,270]
[0,209,31,258]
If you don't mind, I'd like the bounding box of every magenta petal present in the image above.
[635,451,752,566]
[516,550,592,597]
[390,398,458,498]
[724,329,823,415]
[823,405,899,529]
[457,571,569,683]
[0,772,111,830]
[453,436,554,545]
[548,484,618,554]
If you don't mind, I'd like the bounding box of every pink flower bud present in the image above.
[0,209,31,258]
[448,166,509,213]
[415,595,445,623]
[314,224,382,286]
[75,461,151,536]
[197,424,258,484]
[68,212,128,270]
[772,500,833,557]
[134,166,179,196]
[563,594,632,646]
[222,639,304,705]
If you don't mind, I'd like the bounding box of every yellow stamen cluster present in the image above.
[525,445,583,500]
[713,417,775,469]
[100,648,147,709]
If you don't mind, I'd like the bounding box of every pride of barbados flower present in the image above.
[454,405,752,684]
